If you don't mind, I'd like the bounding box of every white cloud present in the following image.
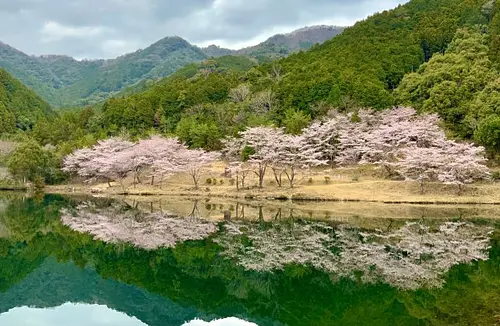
[0,303,147,326]
[101,39,140,57]
[182,317,258,326]
[41,21,106,42]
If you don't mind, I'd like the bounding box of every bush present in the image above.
[308,178,314,184]
[206,178,212,185]
[492,171,500,181]
[352,174,360,182]
[324,176,331,184]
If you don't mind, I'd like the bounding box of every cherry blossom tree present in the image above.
[277,134,327,188]
[393,141,490,194]
[62,137,134,188]
[301,113,351,167]
[136,136,185,186]
[436,141,490,195]
[174,148,220,189]
[228,162,252,191]
[240,126,285,188]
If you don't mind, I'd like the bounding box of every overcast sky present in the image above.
[0,0,408,59]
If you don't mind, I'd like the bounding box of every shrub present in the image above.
[206,178,212,185]
[324,176,331,184]
[308,178,314,184]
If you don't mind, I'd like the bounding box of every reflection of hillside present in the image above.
[0,257,206,326]
[215,220,493,289]
[60,202,218,250]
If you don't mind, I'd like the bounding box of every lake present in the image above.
[0,193,500,325]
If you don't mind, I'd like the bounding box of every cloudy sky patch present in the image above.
[0,0,408,59]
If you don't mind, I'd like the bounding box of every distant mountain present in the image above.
[236,25,345,58]
[0,68,55,133]
[0,37,206,107]
[0,26,344,107]
[201,25,345,60]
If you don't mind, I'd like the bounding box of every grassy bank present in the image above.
[47,163,500,205]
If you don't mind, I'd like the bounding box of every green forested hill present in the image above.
[275,0,492,111]
[84,0,495,148]
[0,37,207,107]
[0,69,55,134]
[0,26,344,108]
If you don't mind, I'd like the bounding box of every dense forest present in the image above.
[0,69,55,134]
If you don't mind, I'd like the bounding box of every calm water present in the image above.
[1,194,500,325]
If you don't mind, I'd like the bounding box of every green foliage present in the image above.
[395,24,500,153]
[0,69,55,134]
[475,115,500,154]
[175,116,222,150]
[283,108,311,134]
[6,140,65,184]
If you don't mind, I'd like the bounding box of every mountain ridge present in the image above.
[0,25,344,107]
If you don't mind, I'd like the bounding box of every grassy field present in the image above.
[48,162,500,205]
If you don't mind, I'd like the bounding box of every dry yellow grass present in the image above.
[47,162,500,206]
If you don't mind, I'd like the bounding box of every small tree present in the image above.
[7,140,58,185]
[277,135,327,188]
[176,149,220,189]
[240,126,285,188]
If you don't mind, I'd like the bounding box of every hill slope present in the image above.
[0,68,55,134]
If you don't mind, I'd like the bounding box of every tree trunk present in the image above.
[192,174,199,189]
[272,167,283,187]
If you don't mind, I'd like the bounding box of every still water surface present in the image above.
[0,194,500,325]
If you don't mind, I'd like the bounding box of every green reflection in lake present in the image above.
[1,194,500,325]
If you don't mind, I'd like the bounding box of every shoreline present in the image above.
[45,181,500,206]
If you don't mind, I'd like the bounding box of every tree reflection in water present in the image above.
[60,201,217,250]
[215,220,493,289]
[59,199,494,289]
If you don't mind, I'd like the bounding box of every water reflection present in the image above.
[60,197,493,289]
[60,201,218,250]
[0,303,147,326]
[182,317,258,326]
[215,220,492,289]
[1,194,500,325]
